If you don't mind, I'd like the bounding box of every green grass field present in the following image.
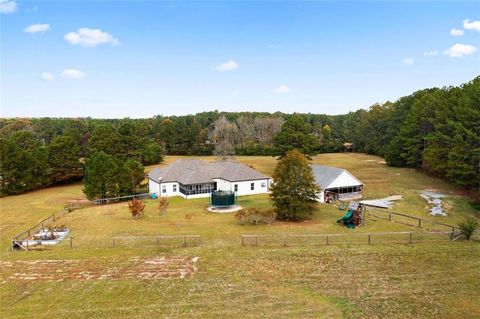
[1,153,479,318]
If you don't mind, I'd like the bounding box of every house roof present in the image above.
[311,164,363,190]
[147,159,269,185]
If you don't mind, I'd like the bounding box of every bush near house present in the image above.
[234,207,277,225]
[128,199,145,219]
[459,217,478,240]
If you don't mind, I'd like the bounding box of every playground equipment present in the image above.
[337,201,364,229]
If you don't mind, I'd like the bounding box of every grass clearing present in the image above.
[1,153,479,318]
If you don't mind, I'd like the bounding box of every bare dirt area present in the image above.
[0,256,198,283]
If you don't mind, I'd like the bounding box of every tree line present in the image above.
[1,76,478,196]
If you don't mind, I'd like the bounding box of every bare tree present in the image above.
[254,117,283,147]
[210,115,238,159]
[236,116,255,148]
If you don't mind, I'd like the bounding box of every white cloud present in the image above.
[61,68,85,79]
[402,58,414,65]
[41,72,54,80]
[273,84,291,94]
[64,28,120,47]
[214,60,239,72]
[424,50,439,57]
[0,0,16,14]
[450,28,464,36]
[24,24,50,34]
[463,19,480,31]
[444,43,477,58]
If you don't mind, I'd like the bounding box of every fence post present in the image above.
[184,236,187,247]
[157,237,160,247]
[389,213,392,221]
[70,237,73,249]
[283,235,287,247]
[255,236,258,247]
[53,214,56,222]
[418,219,421,228]
[242,236,244,246]
[409,232,413,244]
[326,235,329,245]
[368,233,371,245]
[450,227,455,241]
[113,237,116,247]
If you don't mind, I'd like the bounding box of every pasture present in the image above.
[1,153,479,318]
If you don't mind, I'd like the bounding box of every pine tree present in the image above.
[48,135,82,183]
[124,158,145,194]
[87,124,121,157]
[270,149,320,221]
[273,115,317,156]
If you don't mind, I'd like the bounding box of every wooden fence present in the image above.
[94,193,150,205]
[111,235,202,248]
[365,208,457,237]
[241,231,453,247]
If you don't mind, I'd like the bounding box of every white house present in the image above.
[147,159,271,199]
[311,165,364,203]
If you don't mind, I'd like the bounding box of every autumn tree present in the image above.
[129,198,145,219]
[158,197,169,217]
[270,149,320,221]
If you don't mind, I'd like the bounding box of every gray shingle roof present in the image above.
[147,159,269,185]
[311,165,344,189]
[311,164,362,190]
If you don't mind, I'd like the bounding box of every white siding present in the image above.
[149,180,183,198]
[217,178,271,196]
[317,190,325,203]
[148,179,160,196]
[159,182,180,197]
[149,178,271,199]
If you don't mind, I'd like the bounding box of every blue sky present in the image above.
[1,1,479,118]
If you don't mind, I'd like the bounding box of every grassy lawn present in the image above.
[1,153,479,318]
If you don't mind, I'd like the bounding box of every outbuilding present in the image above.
[311,164,364,203]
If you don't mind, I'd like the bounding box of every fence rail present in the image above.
[11,210,72,251]
[241,231,453,247]
[111,235,201,248]
[366,208,457,236]
[94,193,150,205]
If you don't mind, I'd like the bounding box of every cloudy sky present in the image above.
[1,0,479,118]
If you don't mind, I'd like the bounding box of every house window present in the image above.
[173,184,177,192]
[162,185,166,193]
[234,184,238,192]
[251,182,254,190]
[261,181,266,188]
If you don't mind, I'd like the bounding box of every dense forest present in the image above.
[1,76,479,196]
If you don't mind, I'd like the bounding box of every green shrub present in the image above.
[234,207,277,225]
[459,217,478,240]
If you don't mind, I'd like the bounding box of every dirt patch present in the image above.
[0,256,198,283]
